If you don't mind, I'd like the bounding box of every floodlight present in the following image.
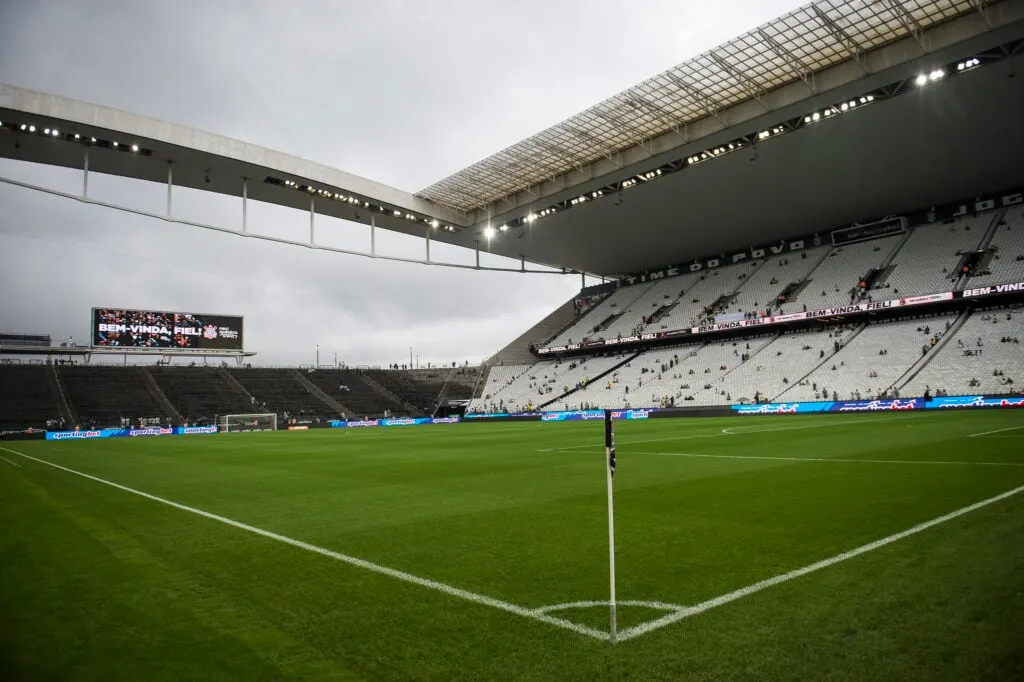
[74,133,80,139]
[499,224,508,232]
[20,124,26,130]
[915,74,928,86]
[811,112,820,121]
[484,225,496,239]
[52,129,59,136]
[43,128,50,134]
[430,219,439,228]
[112,141,118,147]
[930,69,944,81]
[28,125,35,132]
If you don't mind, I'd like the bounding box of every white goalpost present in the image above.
[217,413,277,432]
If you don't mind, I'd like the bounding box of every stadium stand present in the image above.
[545,284,653,347]
[0,364,63,430]
[802,237,901,308]
[301,369,406,419]
[966,209,1024,287]
[149,367,256,421]
[780,314,958,402]
[727,248,829,316]
[884,216,989,296]
[902,306,1023,397]
[57,365,174,426]
[227,368,340,418]
[363,369,448,415]
[470,354,628,414]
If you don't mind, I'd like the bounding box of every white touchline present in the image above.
[0,446,607,641]
[541,414,933,452]
[719,413,928,436]
[651,452,1024,466]
[616,483,1024,642]
[968,425,1024,438]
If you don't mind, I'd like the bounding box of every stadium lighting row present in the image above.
[0,120,150,157]
[271,177,458,232]
[478,49,993,241]
[0,49,994,245]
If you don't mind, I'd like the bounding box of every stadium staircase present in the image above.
[977,208,1008,251]
[470,364,489,400]
[879,229,914,269]
[139,367,183,423]
[539,351,642,409]
[227,368,342,418]
[771,322,868,401]
[218,368,267,412]
[717,332,781,382]
[47,363,77,425]
[489,299,578,365]
[893,309,971,392]
[149,367,261,421]
[58,365,175,427]
[362,371,431,415]
[291,370,355,418]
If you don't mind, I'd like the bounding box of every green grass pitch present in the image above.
[1,410,1022,681]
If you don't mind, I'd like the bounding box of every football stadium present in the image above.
[2,1,1024,679]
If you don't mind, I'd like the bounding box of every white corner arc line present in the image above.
[616,483,1024,642]
[968,425,1024,438]
[534,599,686,616]
[651,452,1024,466]
[0,446,607,641]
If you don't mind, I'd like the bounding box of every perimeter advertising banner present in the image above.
[730,395,1024,415]
[45,425,219,441]
[92,308,244,350]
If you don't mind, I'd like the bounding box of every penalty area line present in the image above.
[0,446,607,641]
[616,483,1024,642]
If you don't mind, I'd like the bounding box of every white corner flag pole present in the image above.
[604,409,617,644]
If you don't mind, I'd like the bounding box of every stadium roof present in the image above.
[2,0,1023,278]
[417,0,987,213]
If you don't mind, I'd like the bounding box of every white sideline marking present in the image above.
[616,483,1024,642]
[651,452,1024,467]
[1,455,21,467]
[968,425,1024,438]
[0,446,606,641]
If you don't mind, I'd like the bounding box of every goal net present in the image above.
[217,413,277,433]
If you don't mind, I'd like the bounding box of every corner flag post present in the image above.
[605,409,617,644]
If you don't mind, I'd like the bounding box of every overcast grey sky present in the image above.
[0,0,804,366]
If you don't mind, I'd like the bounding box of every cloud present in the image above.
[0,0,805,365]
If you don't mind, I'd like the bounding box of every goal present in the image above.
[217,413,277,433]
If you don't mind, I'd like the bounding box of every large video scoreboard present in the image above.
[91,308,244,351]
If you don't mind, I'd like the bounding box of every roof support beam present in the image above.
[531,138,587,172]
[757,28,817,94]
[811,3,868,74]
[592,108,652,153]
[664,72,726,126]
[709,51,768,110]
[967,0,993,28]
[881,0,928,53]
[561,125,620,162]
[625,96,687,141]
